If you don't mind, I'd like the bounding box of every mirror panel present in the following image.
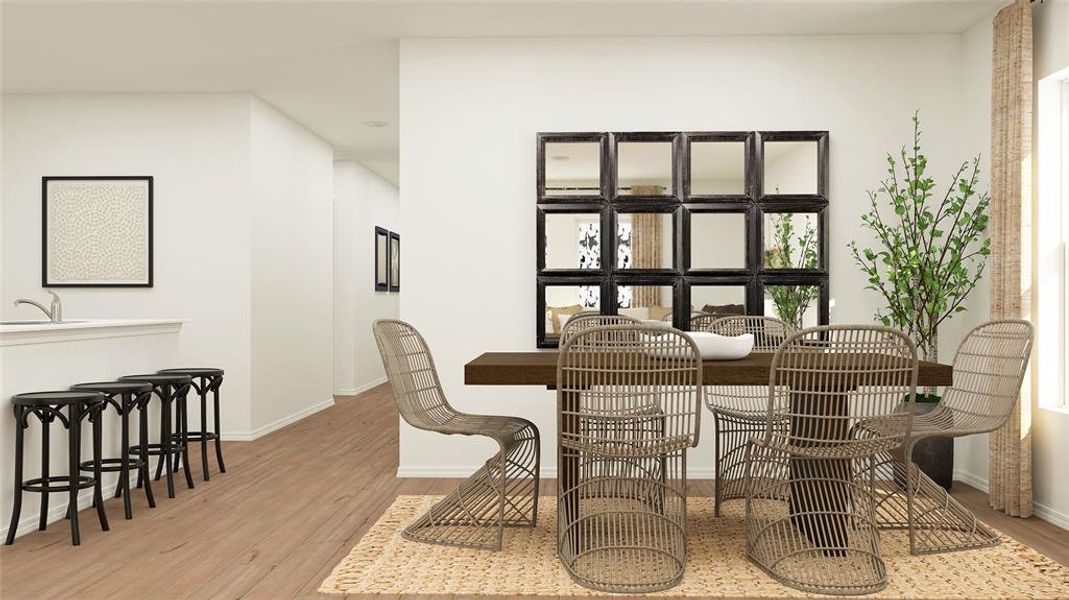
[689,285,746,321]
[618,142,673,196]
[690,141,746,195]
[764,285,820,330]
[617,285,673,323]
[617,213,674,270]
[763,141,818,195]
[544,142,601,196]
[690,212,746,269]
[544,213,601,270]
[544,285,601,339]
[763,212,819,269]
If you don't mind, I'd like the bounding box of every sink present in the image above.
[1,320,86,325]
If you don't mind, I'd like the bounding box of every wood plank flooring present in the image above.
[0,383,1065,599]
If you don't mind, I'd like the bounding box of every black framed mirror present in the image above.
[375,226,389,292]
[536,130,829,347]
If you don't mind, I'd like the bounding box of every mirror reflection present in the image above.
[689,285,746,321]
[617,213,673,270]
[690,213,746,269]
[690,142,746,195]
[763,212,818,269]
[544,286,601,339]
[617,142,673,196]
[617,285,673,322]
[544,213,601,270]
[544,142,601,196]
[764,285,819,330]
[763,141,818,195]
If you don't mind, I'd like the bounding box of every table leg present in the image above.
[558,389,579,558]
[789,389,849,554]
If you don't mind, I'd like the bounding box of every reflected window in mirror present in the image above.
[763,212,819,270]
[690,212,746,269]
[763,141,818,195]
[617,213,674,270]
[690,142,746,195]
[617,142,673,196]
[617,285,673,323]
[543,212,602,270]
[544,142,602,197]
[544,285,601,340]
[764,285,820,330]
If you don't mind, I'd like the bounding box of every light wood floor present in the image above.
[1,384,1066,599]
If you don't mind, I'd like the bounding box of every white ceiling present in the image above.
[1,0,1003,184]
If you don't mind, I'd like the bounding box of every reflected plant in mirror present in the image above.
[764,214,818,329]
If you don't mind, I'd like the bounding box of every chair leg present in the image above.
[213,386,226,473]
[39,419,50,530]
[200,386,210,480]
[92,407,109,532]
[119,406,133,520]
[161,392,175,498]
[179,395,195,490]
[139,406,156,508]
[68,403,82,546]
[713,412,722,517]
[5,407,26,545]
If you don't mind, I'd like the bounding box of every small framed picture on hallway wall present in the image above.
[389,232,400,292]
[375,226,389,291]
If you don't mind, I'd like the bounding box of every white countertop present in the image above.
[0,319,184,346]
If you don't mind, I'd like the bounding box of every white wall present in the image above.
[249,99,335,432]
[1,94,255,433]
[0,93,336,441]
[333,160,400,395]
[399,35,982,477]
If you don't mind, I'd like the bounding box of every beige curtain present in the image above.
[988,0,1033,518]
[629,186,664,307]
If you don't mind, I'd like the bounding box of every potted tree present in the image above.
[848,113,991,489]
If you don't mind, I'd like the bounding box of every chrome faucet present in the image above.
[13,291,62,323]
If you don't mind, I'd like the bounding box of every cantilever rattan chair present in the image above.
[557,324,702,593]
[863,319,1034,555]
[699,315,791,516]
[372,320,540,551]
[744,325,918,595]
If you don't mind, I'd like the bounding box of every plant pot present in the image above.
[911,402,953,490]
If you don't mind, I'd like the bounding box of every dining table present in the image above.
[464,350,954,553]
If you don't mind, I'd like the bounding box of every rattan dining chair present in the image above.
[863,319,1034,555]
[744,325,918,595]
[557,324,702,593]
[372,320,540,551]
[560,312,640,346]
[700,316,791,516]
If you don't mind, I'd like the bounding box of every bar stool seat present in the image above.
[5,391,109,546]
[159,368,226,480]
[119,374,194,498]
[71,381,156,519]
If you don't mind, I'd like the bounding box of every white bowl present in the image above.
[685,332,755,360]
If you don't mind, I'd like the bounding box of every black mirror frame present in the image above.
[374,226,389,292]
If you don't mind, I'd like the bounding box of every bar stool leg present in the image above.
[68,402,82,546]
[92,407,109,532]
[179,393,195,490]
[138,401,156,508]
[213,384,226,473]
[119,396,133,519]
[200,382,210,481]
[4,406,26,545]
[161,387,175,498]
[39,419,50,530]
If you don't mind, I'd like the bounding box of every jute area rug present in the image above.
[319,495,1069,598]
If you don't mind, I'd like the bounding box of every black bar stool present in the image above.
[118,373,193,499]
[158,368,225,481]
[70,381,156,520]
[5,391,110,546]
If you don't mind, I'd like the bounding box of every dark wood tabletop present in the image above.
[464,351,953,388]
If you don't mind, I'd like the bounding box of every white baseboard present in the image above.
[396,466,718,479]
[222,397,335,442]
[954,468,1069,531]
[1,471,122,541]
[334,377,387,397]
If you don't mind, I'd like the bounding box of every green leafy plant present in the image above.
[765,214,819,330]
[849,113,991,362]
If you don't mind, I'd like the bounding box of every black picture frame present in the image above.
[42,175,154,288]
[536,130,829,347]
[374,226,389,292]
[389,231,400,293]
